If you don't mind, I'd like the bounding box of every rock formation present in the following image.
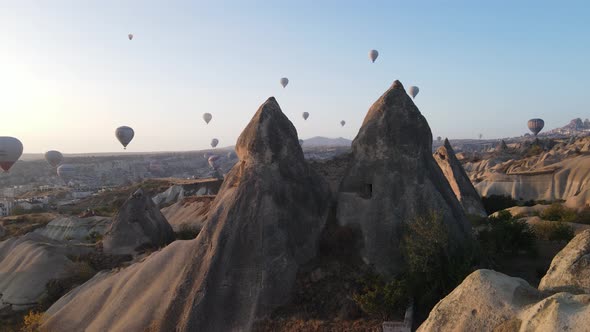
[539,229,590,293]
[160,196,214,233]
[417,270,544,332]
[337,81,472,276]
[42,97,331,332]
[495,139,508,152]
[151,179,223,207]
[417,269,590,332]
[102,189,175,255]
[434,139,487,217]
[0,232,90,311]
[34,215,111,242]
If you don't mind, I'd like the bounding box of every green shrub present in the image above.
[401,211,476,314]
[572,208,590,224]
[352,273,409,320]
[532,222,575,242]
[478,211,537,257]
[482,195,518,215]
[540,203,576,222]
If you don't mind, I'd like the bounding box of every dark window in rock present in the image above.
[360,183,372,199]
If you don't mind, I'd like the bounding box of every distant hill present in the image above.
[302,136,352,147]
[544,118,590,137]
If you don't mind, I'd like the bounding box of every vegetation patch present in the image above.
[532,221,575,242]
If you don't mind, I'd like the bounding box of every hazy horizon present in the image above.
[2,1,589,153]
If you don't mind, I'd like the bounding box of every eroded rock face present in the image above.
[42,97,331,332]
[539,229,590,293]
[434,139,487,217]
[102,189,175,255]
[337,81,472,276]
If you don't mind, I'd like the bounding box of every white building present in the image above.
[0,200,13,217]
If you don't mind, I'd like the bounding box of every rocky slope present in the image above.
[434,139,486,216]
[463,137,590,206]
[0,232,91,311]
[102,189,175,255]
[337,81,472,276]
[33,215,111,242]
[41,97,332,332]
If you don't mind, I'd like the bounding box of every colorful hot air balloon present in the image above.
[340,120,346,127]
[369,49,379,63]
[528,118,545,136]
[44,150,63,167]
[0,137,23,172]
[302,112,309,120]
[203,113,212,124]
[115,126,135,149]
[408,86,420,99]
[210,138,219,148]
[280,77,289,88]
[128,34,133,40]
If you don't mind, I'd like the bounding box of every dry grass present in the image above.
[0,213,56,241]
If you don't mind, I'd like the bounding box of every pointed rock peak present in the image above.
[356,80,432,155]
[235,96,303,164]
[444,138,452,150]
[102,186,175,255]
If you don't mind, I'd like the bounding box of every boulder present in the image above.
[337,81,472,276]
[102,189,175,255]
[419,269,590,332]
[539,229,590,293]
[42,97,331,332]
[434,138,487,217]
[417,269,544,332]
[34,215,111,242]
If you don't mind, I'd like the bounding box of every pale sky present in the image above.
[1,1,589,153]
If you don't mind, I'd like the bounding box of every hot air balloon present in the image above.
[57,164,76,182]
[210,138,219,148]
[203,113,212,124]
[299,139,304,146]
[115,126,135,149]
[0,137,23,172]
[44,150,63,167]
[280,77,289,88]
[408,86,420,99]
[302,112,309,120]
[340,120,346,127]
[227,151,236,159]
[369,49,379,63]
[128,34,133,40]
[528,118,545,136]
[437,136,442,142]
[208,155,220,169]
